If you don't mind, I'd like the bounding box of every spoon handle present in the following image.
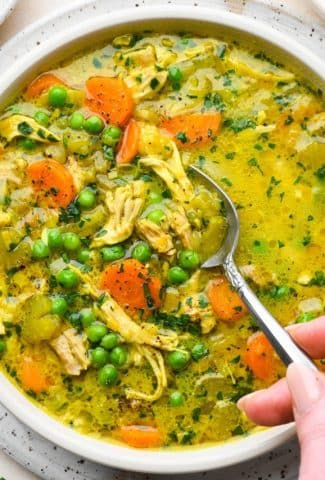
[223,255,318,370]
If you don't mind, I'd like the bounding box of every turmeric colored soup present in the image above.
[0,32,324,449]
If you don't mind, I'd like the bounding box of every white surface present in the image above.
[312,0,325,19]
[0,0,17,25]
[0,1,324,479]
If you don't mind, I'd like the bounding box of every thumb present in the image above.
[287,363,325,480]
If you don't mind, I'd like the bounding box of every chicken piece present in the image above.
[126,67,168,101]
[91,181,146,247]
[51,328,89,376]
[167,204,193,249]
[180,293,216,334]
[239,264,277,288]
[0,114,60,143]
[140,142,194,205]
[71,266,178,352]
[136,218,175,256]
[115,45,157,69]
[126,345,167,402]
[0,158,24,203]
[306,112,325,135]
[65,155,95,192]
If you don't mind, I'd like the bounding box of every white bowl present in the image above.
[0,6,324,474]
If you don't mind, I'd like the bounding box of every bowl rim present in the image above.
[0,4,323,473]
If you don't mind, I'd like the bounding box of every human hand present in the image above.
[238,316,325,480]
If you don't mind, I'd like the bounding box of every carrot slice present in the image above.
[25,73,65,99]
[117,425,163,448]
[20,357,49,394]
[27,159,76,208]
[85,76,134,126]
[244,332,276,381]
[100,259,161,313]
[207,275,248,322]
[116,119,140,164]
[160,113,221,148]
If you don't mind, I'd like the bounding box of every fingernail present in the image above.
[286,363,321,415]
[237,390,266,411]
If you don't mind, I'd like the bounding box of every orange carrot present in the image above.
[160,113,222,148]
[85,76,134,126]
[244,332,276,381]
[117,425,163,448]
[207,276,248,322]
[27,159,76,208]
[100,259,161,313]
[116,119,140,164]
[20,357,48,394]
[25,73,65,99]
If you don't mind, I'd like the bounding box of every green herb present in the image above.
[284,115,294,125]
[18,121,33,136]
[309,271,325,287]
[302,234,311,246]
[268,142,276,149]
[198,295,208,308]
[278,240,285,248]
[293,175,302,185]
[204,92,225,111]
[266,176,281,197]
[176,131,188,143]
[225,152,235,160]
[59,202,81,223]
[143,282,155,309]
[223,117,256,133]
[216,44,226,59]
[192,407,201,421]
[230,355,241,364]
[96,293,108,307]
[149,312,200,335]
[150,77,159,89]
[314,166,325,182]
[232,425,245,436]
[247,157,263,175]
[216,391,223,400]
[92,57,102,68]
[273,94,290,107]
[307,215,314,221]
[221,177,232,187]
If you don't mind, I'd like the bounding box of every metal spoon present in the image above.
[190,164,317,370]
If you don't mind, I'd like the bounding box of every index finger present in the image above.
[287,316,325,359]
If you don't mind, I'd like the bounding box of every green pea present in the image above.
[169,391,185,407]
[147,191,163,204]
[34,110,50,127]
[110,346,128,367]
[131,242,151,263]
[101,245,125,262]
[48,85,67,107]
[57,268,79,289]
[47,228,63,249]
[51,297,68,315]
[147,209,165,225]
[168,66,183,83]
[63,232,81,251]
[167,350,190,370]
[90,347,110,368]
[77,188,96,209]
[19,138,37,151]
[0,339,6,354]
[69,111,85,130]
[102,125,122,146]
[191,343,209,361]
[32,240,50,259]
[86,323,108,343]
[178,250,200,270]
[167,266,189,284]
[100,333,119,350]
[84,115,104,134]
[77,249,91,264]
[80,308,96,328]
[98,364,119,386]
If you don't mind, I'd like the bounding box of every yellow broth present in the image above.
[0,32,324,448]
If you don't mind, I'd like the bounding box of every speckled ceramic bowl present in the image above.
[0,6,324,474]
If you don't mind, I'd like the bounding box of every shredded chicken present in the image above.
[91,181,146,247]
[0,114,60,143]
[71,266,178,352]
[66,156,89,191]
[140,142,194,204]
[51,328,89,376]
[180,293,216,334]
[167,205,193,249]
[126,345,167,402]
[136,218,175,256]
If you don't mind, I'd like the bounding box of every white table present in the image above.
[0,0,323,478]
